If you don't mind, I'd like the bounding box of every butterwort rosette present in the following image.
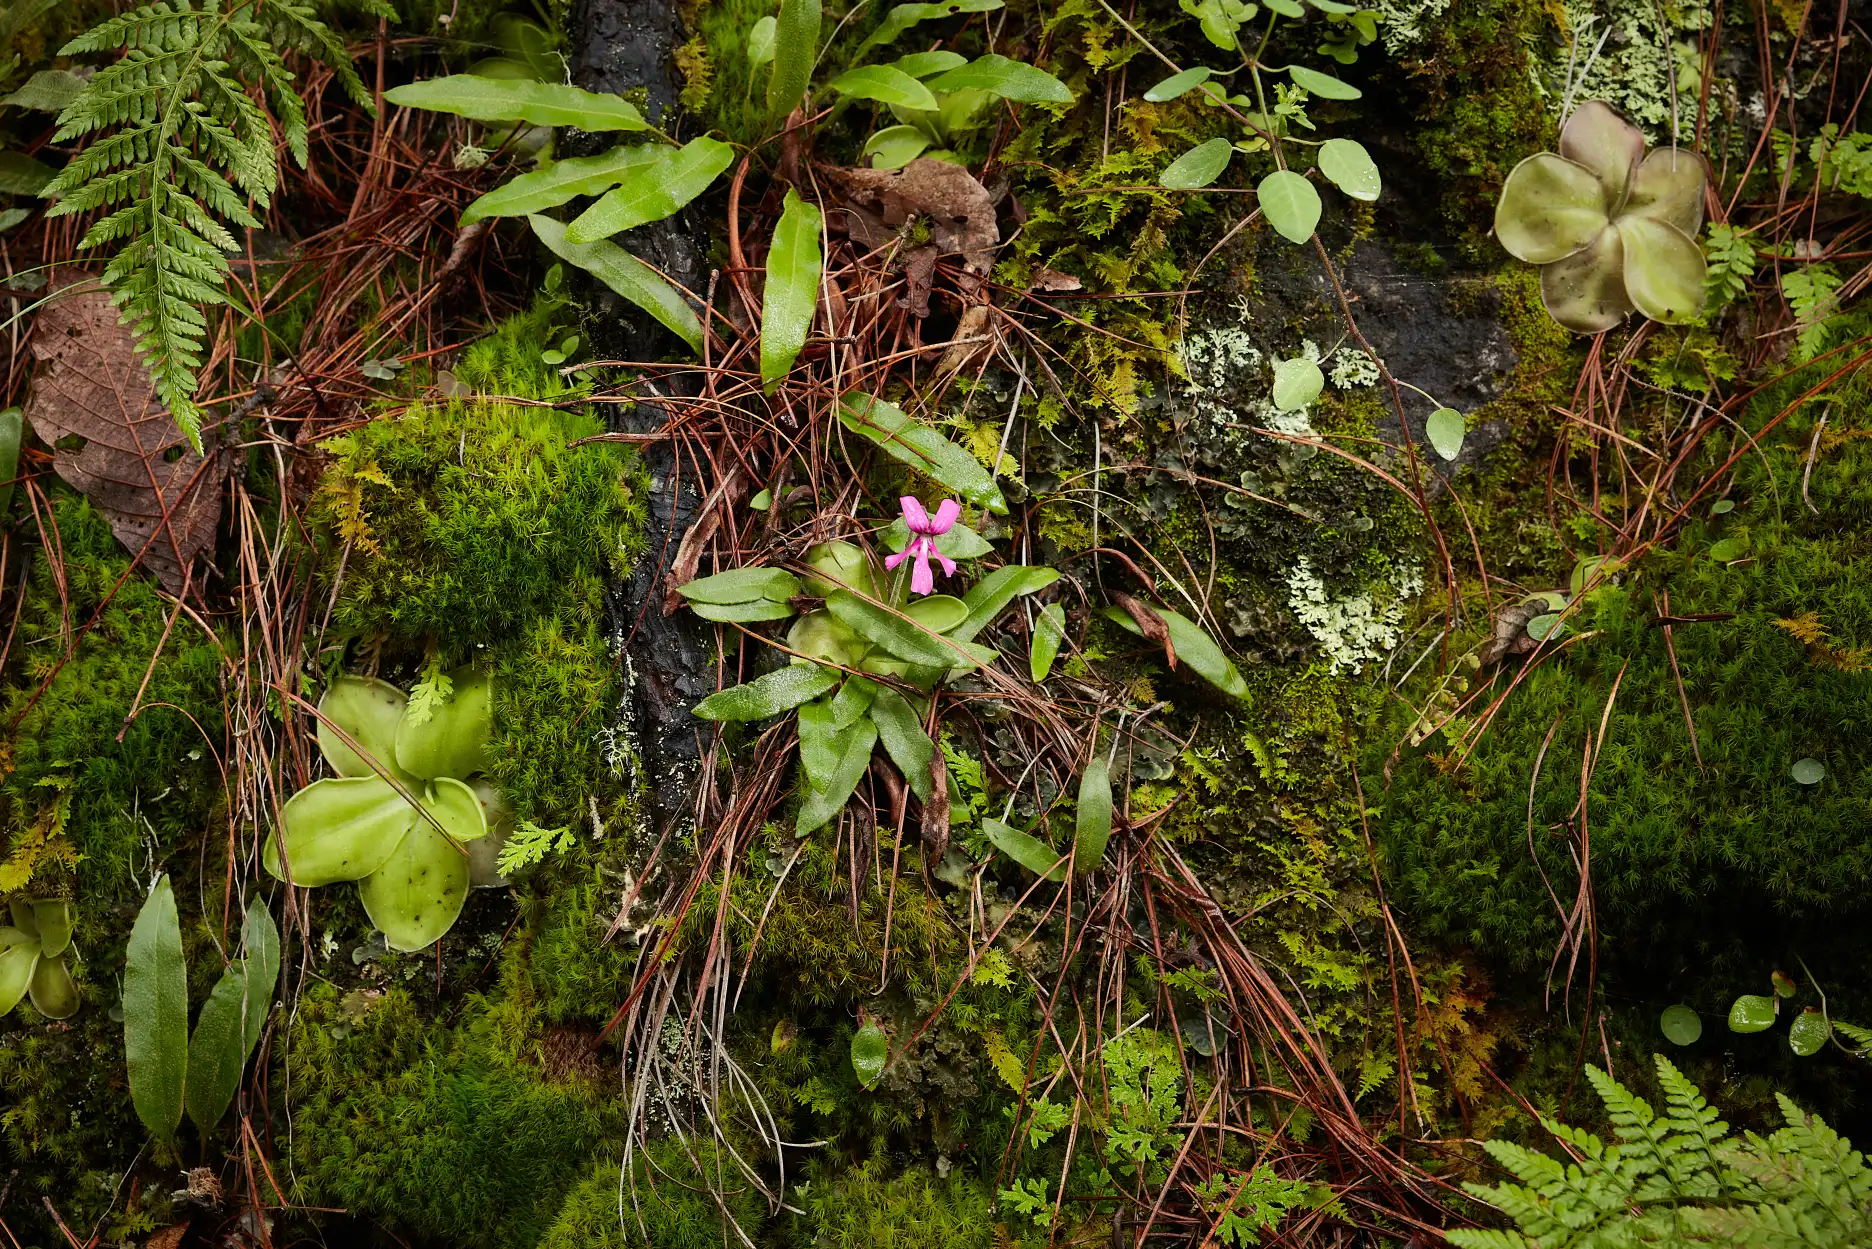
[884,496,961,595]
[1494,101,1709,333]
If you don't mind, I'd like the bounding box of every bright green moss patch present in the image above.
[784,1159,998,1249]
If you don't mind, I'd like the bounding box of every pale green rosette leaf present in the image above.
[395,668,493,780]
[1624,147,1708,236]
[267,776,417,886]
[1494,153,1609,265]
[1615,216,1706,324]
[1539,224,1634,333]
[318,676,414,782]
[1558,99,1645,211]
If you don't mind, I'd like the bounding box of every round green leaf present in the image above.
[802,541,877,598]
[851,1020,889,1087]
[1728,993,1778,1033]
[1426,407,1466,460]
[1144,66,1212,102]
[1789,1007,1830,1057]
[1257,170,1322,244]
[26,951,76,1019]
[1624,147,1708,236]
[1161,138,1234,190]
[829,64,939,111]
[863,125,932,170]
[1270,357,1324,412]
[1317,137,1380,202]
[787,610,869,667]
[466,779,515,888]
[904,594,969,634]
[1558,100,1645,211]
[1772,969,1798,998]
[1525,612,1567,642]
[317,676,412,782]
[1540,224,1634,333]
[1709,499,1735,515]
[267,776,417,886]
[359,818,474,952]
[395,668,493,780]
[1792,757,1826,785]
[1708,535,1748,562]
[1659,1004,1702,1046]
[1285,63,1361,99]
[32,899,73,959]
[1494,153,1611,266]
[1615,215,1706,324]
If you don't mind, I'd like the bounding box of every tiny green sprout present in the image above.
[0,897,80,1020]
[1494,101,1709,333]
[266,670,499,951]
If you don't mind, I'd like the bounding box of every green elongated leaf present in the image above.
[857,0,1003,54]
[748,15,778,68]
[984,818,1065,880]
[1426,407,1465,460]
[1285,63,1360,98]
[529,215,703,354]
[827,590,959,667]
[316,675,413,782]
[797,696,845,790]
[0,151,53,196]
[1074,754,1113,873]
[691,599,797,623]
[863,124,932,170]
[679,567,802,604]
[693,662,842,720]
[926,54,1073,105]
[0,942,36,1016]
[0,406,20,518]
[1270,357,1323,411]
[1257,170,1321,244]
[954,566,1060,641]
[185,964,250,1132]
[904,594,969,633]
[1030,602,1066,681]
[838,392,1008,514]
[829,65,939,110]
[767,0,822,122]
[1790,1008,1830,1057]
[238,903,280,1058]
[893,51,967,78]
[1160,137,1234,190]
[395,667,492,780]
[851,1019,889,1086]
[31,900,72,959]
[1317,137,1380,202]
[867,683,934,803]
[1104,605,1250,699]
[883,517,994,560]
[267,776,417,886]
[3,69,85,112]
[384,75,650,130]
[566,137,736,243]
[461,144,663,223]
[761,190,823,392]
[359,817,474,952]
[1728,994,1777,1033]
[796,718,879,835]
[829,675,877,731]
[1144,66,1213,102]
[125,875,188,1141]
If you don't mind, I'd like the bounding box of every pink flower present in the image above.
[884,496,961,595]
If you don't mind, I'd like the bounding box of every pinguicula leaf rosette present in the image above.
[266,670,508,951]
[1494,100,1709,333]
[0,898,80,1020]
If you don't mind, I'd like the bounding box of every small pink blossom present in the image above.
[884,496,961,595]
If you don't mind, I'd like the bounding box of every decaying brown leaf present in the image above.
[25,274,224,594]
[830,158,1000,284]
[1110,590,1176,670]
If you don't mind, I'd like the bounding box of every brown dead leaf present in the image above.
[1110,590,1176,670]
[935,303,996,381]
[922,737,949,863]
[1030,266,1082,293]
[26,274,223,594]
[1477,597,1547,666]
[830,158,999,285]
[898,244,939,317]
[145,1225,189,1249]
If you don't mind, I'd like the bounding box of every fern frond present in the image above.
[40,0,365,450]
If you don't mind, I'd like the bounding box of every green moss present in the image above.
[540,1140,764,1249]
[785,1159,999,1249]
[286,981,626,1247]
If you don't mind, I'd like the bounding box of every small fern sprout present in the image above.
[39,0,372,450]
